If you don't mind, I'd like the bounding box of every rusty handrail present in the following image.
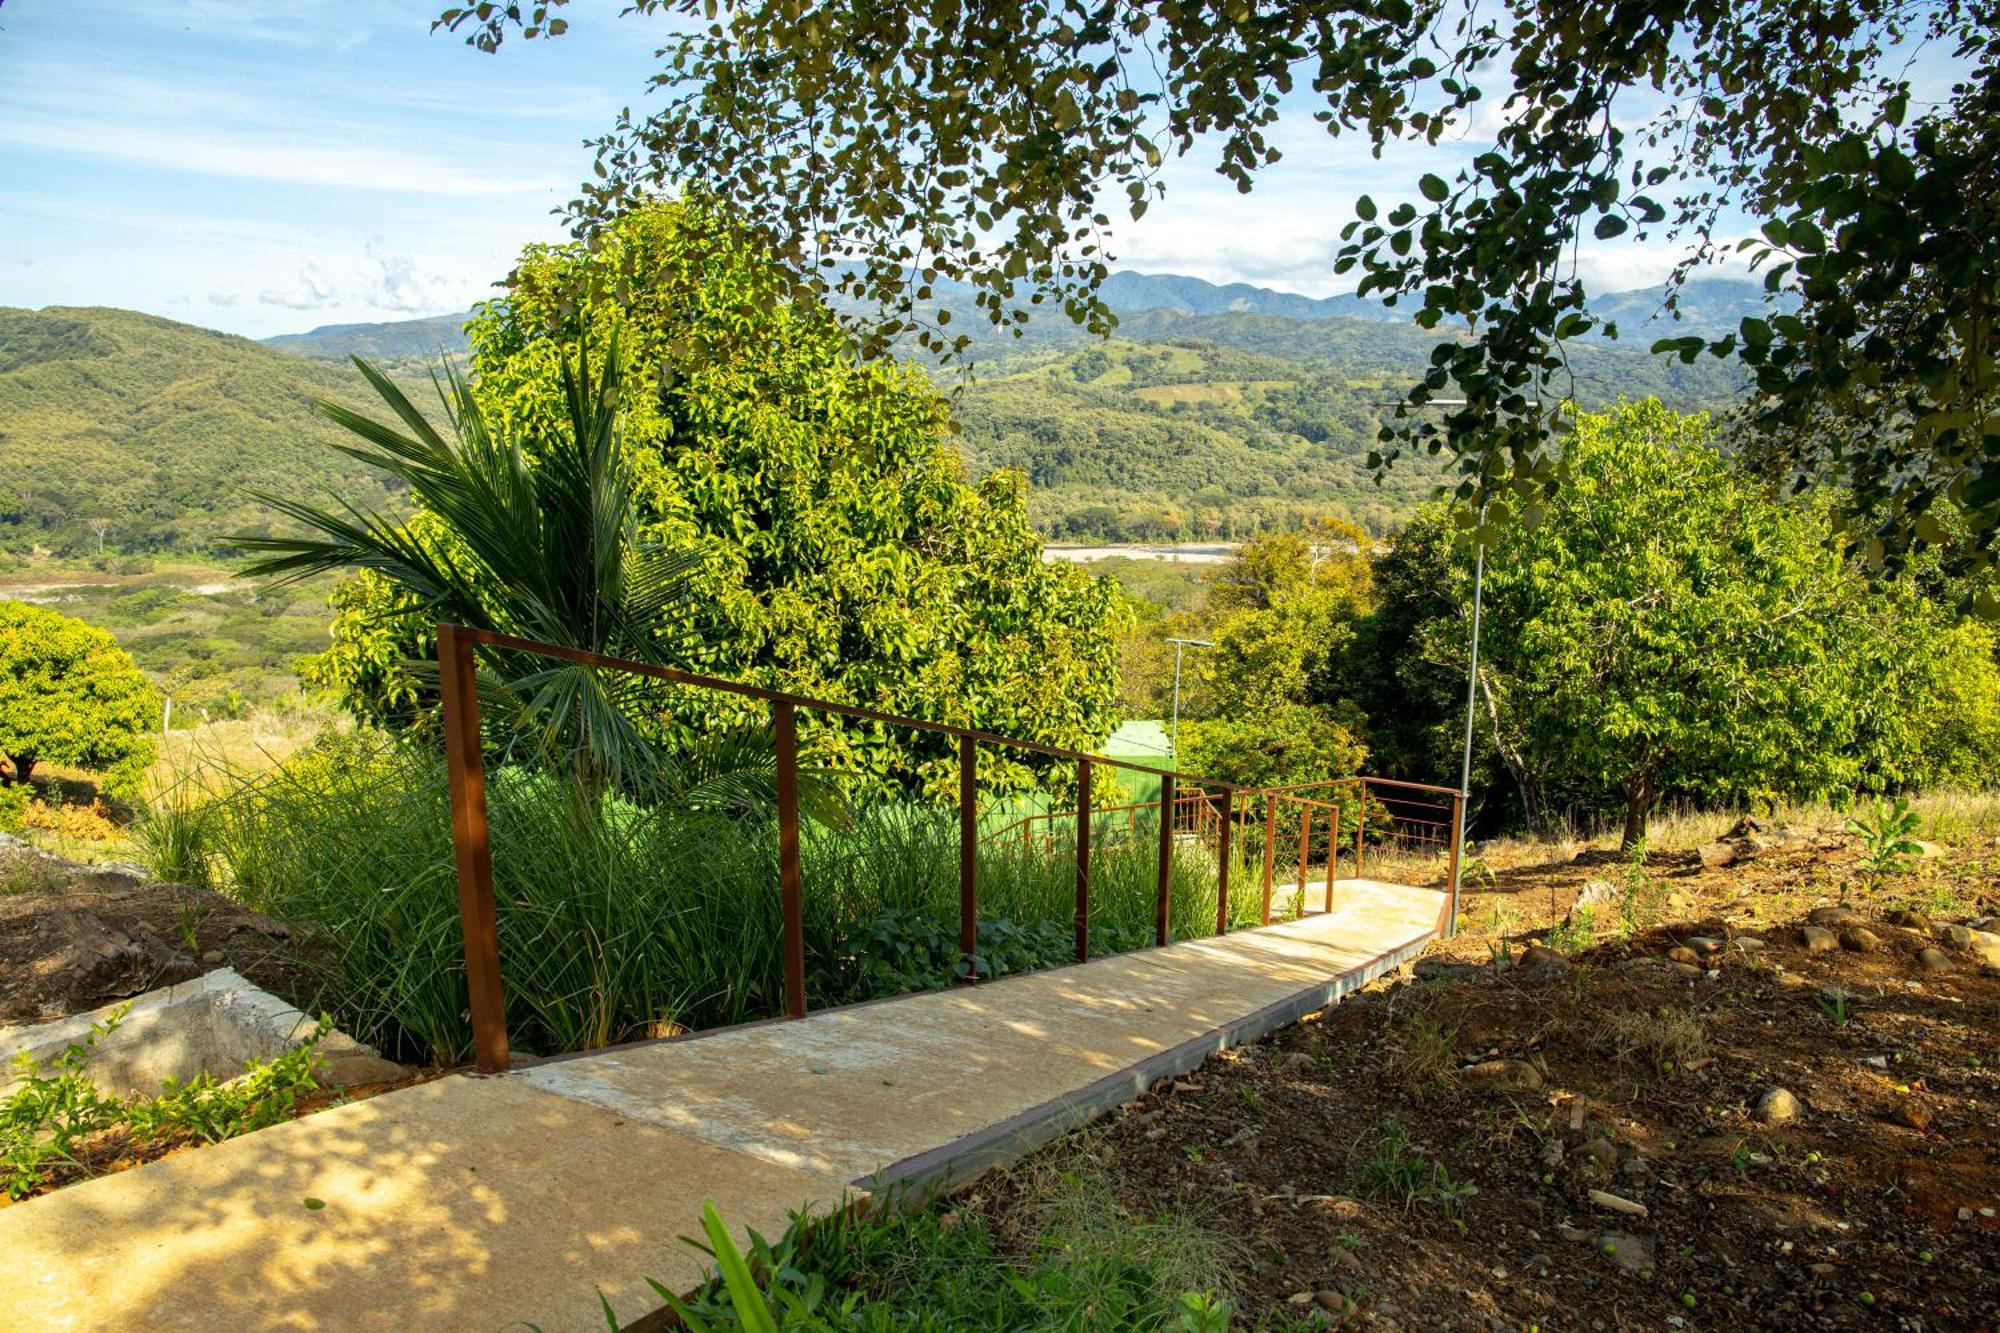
[436,623,1467,1072]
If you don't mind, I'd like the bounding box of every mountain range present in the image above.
[260,271,1779,363]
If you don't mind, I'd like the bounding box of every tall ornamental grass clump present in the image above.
[195,735,1257,1066]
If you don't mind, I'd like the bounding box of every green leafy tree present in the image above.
[0,602,156,796]
[305,201,1124,794]
[1381,401,2000,848]
[442,1,2000,578]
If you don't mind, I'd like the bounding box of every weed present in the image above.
[1546,904,1598,955]
[1848,797,1923,885]
[1816,986,1853,1027]
[1595,1007,1707,1073]
[646,1155,1241,1330]
[133,785,216,888]
[1,1008,328,1198]
[0,849,68,897]
[1351,1116,1469,1213]
[1387,1009,1460,1092]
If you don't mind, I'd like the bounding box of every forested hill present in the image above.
[1,282,1748,557]
[0,307,408,555]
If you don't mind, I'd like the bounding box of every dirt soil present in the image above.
[966,824,2000,1330]
[0,843,327,1026]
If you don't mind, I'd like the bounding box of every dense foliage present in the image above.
[0,601,156,795]
[303,202,1124,793]
[452,0,2000,577]
[1352,405,2000,845]
[0,308,408,556]
[1122,402,2000,844]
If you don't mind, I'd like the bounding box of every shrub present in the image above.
[0,601,156,799]
[200,735,1258,1065]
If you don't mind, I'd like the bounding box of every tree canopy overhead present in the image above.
[441,0,2000,583]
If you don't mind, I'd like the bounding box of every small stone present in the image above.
[1456,1058,1544,1094]
[1918,947,1952,974]
[1802,925,1839,954]
[1840,927,1882,953]
[1809,1262,1836,1276]
[1940,924,1973,950]
[1540,1138,1565,1168]
[1599,1233,1655,1275]
[1965,930,2000,969]
[1311,1289,1355,1318]
[1889,1098,1933,1131]
[1579,1137,1618,1173]
[1808,906,1866,928]
[1698,841,1738,869]
[317,1053,408,1089]
[1518,943,1570,970]
[1687,936,1725,955]
[1667,946,1701,966]
[1756,1087,1802,1124]
[1589,1188,1648,1217]
[200,949,225,964]
[1282,1051,1318,1072]
[1670,962,1703,979]
[1731,935,1767,954]
[1859,1055,1889,1069]
[1887,909,1930,931]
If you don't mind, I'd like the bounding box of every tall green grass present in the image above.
[187,734,1260,1065]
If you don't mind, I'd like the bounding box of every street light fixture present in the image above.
[1165,636,1214,759]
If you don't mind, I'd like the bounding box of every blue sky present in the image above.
[2,1,1740,339]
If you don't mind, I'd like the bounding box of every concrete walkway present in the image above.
[1,879,1444,1332]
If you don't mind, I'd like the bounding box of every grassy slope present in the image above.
[0,307,409,554]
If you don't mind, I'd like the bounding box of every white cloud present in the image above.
[207,291,240,306]
[361,236,456,313]
[258,265,339,310]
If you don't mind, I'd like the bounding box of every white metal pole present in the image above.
[1448,507,1487,939]
[1170,641,1185,754]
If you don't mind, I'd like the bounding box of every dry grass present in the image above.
[1593,1006,1708,1072]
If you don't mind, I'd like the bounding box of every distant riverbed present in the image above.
[1042,543,1240,566]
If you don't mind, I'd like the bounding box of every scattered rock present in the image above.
[1807,906,1866,928]
[1564,879,1620,927]
[1801,926,1839,954]
[1731,935,1767,954]
[1517,943,1570,970]
[1686,936,1725,955]
[1455,1059,1544,1094]
[1311,1289,1357,1318]
[1911,839,1944,859]
[1589,1188,1648,1217]
[1886,909,1931,931]
[200,949,225,965]
[1666,946,1701,967]
[1281,1051,1318,1073]
[1939,923,1973,950]
[1413,958,1479,983]
[1539,1137,1565,1169]
[1698,841,1738,869]
[1840,927,1882,954]
[1578,1136,1619,1173]
[1598,1233,1655,1275]
[1964,930,2000,969]
[1756,1087,1802,1124]
[1669,962,1703,979]
[1889,1098,1933,1131]
[316,1052,409,1089]
[1918,947,1952,974]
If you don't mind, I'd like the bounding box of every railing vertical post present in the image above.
[438,623,509,1074]
[1447,789,1466,939]
[959,734,979,983]
[1352,779,1367,888]
[1260,796,1277,926]
[773,700,807,1018]
[1073,758,1092,963]
[1154,774,1177,947]
[1214,788,1233,935]
[1295,806,1312,918]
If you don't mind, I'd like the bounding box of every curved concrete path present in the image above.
[1,880,1444,1332]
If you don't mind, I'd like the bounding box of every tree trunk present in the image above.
[4,754,33,786]
[1476,667,1554,838]
[1620,769,1655,851]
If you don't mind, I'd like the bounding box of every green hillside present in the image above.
[954,328,1746,539]
[0,307,408,556]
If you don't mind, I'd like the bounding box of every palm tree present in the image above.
[237,332,801,814]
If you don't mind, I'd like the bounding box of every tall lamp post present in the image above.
[1165,636,1213,759]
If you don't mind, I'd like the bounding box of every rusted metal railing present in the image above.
[435,624,1467,1073]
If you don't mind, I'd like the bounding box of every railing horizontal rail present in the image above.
[450,625,1262,794]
